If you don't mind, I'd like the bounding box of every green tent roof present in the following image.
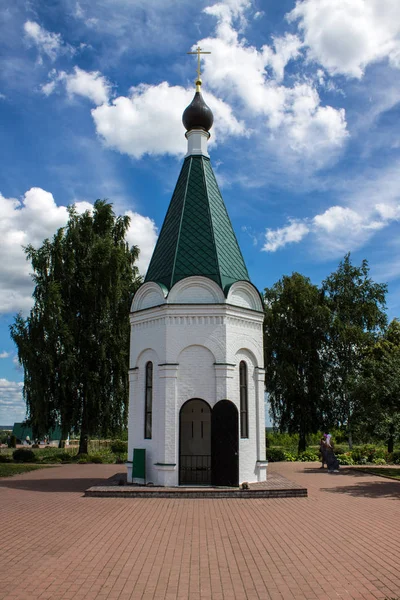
[145,155,250,293]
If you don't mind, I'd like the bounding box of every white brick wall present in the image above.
[128,276,266,486]
[127,348,160,483]
[227,281,263,312]
[168,279,224,303]
[177,345,216,407]
[131,281,166,311]
[234,348,258,483]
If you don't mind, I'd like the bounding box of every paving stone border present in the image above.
[84,471,307,498]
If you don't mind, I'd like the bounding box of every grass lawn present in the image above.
[359,468,400,481]
[0,463,50,478]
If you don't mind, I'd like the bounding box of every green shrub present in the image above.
[36,448,76,462]
[70,451,84,462]
[89,453,104,464]
[283,450,296,462]
[297,450,319,462]
[37,448,57,460]
[334,446,346,455]
[57,452,73,462]
[45,457,62,464]
[110,440,128,454]
[0,454,12,463]
[351,448,366,463]
[391,451,400,465]
[266,448,287,462]
[338,453,354,466]
[366,446,378,461]
[77,454,89,464]
[12,448,37,463]
[372,458,386,465]
[349,445,387,463]
[374,447,387,460]
[93,449,119,463]
[385,452,393,464]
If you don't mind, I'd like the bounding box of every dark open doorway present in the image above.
[179,398,239,487]
[211,400,239,486]
[179,399,212,485]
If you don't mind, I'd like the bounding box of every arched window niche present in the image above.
[239,361,249,438]
[144,362,153,439]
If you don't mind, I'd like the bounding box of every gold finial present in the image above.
[187,46,211,91]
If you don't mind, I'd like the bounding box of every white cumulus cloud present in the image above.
[204,0,252,34]
[263,33,303,82]
[125,211,158,274]
[198,5,348,168]
[263,200,400,256]
[288,0,400,78]
[92,81,245,159]
[36,1,348,171]
[312,205,387,254]
[60,67,111,105]
[0,188,157,315]
[275,84,348,156]
[42,67,111,105]
[263,219,310,252]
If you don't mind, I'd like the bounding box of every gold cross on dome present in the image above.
[187,46,211,83]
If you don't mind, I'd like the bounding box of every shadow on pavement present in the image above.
[0,476,117,494]
[298,467,392,478]
[321,480,400,499]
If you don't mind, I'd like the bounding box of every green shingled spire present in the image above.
[145,155,250,293]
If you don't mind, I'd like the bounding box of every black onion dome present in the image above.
[182,90,214,132]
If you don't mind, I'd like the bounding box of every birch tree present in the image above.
[11,201,141,453]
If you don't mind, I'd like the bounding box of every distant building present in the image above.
[12,423,61,443]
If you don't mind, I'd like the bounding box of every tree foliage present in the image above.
[264,273,330,453]
[353,319,400,451]
[10,201,141,453]
[264,254,389,451]
[322,253,387,447]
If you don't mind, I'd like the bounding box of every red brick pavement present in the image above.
[0,462,399,600]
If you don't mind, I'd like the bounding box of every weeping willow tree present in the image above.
[10,200,141,453]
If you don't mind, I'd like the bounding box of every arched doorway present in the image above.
[211,400,239,486]
[179,399,211,484]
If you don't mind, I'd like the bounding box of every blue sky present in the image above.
[1,0,400,424]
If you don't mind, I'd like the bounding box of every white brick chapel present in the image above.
[126,68,267,487]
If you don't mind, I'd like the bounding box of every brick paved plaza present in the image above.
[1,462,399,600]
